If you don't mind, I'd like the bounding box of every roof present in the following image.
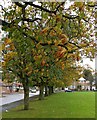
[79,77,86,81]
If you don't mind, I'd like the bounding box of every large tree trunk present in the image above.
[23,78,29,110]
[39,85,44,100]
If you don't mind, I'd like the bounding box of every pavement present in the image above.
[0,91,39,112]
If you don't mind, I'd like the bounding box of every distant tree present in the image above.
[95,75,97,90]
[93,72,97,90]
[83,69,94,90]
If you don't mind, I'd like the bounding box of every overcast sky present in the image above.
[80,58,95,70]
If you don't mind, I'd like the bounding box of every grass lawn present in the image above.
[3,92,95,118]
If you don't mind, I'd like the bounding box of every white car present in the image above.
[29,88,36,93]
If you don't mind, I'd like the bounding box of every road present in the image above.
[0,91,39,112]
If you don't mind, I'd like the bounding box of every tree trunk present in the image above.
[45,85,48,97]
[51,86,54,93]
[48,86,53,95]
[39,85,44,100]
[23,79,29,110]
[90,85,92,91]
[96,84,97,90]
[95,77,97,90]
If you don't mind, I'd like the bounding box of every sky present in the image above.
[81,58,95,70]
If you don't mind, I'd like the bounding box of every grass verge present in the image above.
[2,91,95,118]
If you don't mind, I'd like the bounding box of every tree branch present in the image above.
[55,2,65,12]
[17,25,38,44]
[22,18,42,22]
[69,41,81,49]
[88,4,97,7]
[0,17,41,27]
[15,2,27,8]
[63,15,79,19]
[26,2,56,14]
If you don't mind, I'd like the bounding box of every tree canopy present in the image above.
[1,1,96,110]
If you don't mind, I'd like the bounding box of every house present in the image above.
[0,79,12,94]
[0,79,23,94]
[69,77,96,91]
[78,77,90,90]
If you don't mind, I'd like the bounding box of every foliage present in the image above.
[1,1,96,109]
[83,68,94,82]
[83,68,94,90]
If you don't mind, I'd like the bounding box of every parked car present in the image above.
[93,89,97,92]
[65,88,72,92]
[29,87,36,93]
[65,89,72,92]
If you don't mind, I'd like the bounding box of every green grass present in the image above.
[3,92,95,118]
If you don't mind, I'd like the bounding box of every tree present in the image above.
[83,68,94,90]
[1,1,96,110]
[92,72,97,90]
[2,37,34,109]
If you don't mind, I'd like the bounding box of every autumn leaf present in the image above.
[5,38,12,45]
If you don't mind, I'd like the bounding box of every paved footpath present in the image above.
[0,91,39,112]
